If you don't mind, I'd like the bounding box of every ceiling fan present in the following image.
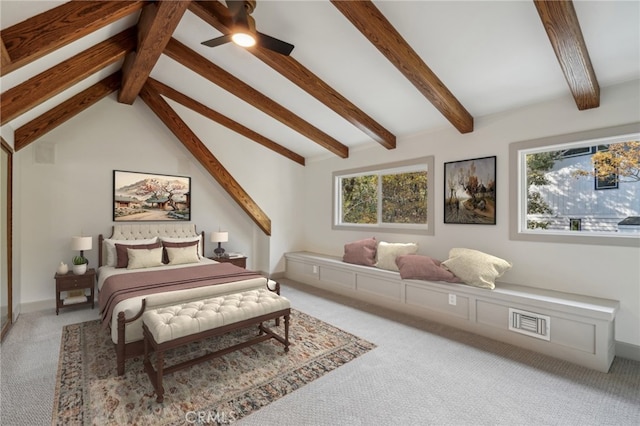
[201,0,295,56]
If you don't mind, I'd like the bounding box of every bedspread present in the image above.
[99,262,262,327]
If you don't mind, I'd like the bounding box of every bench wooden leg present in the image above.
[155,351,165,403]
[284,314,290,352]
[143,327,165,403]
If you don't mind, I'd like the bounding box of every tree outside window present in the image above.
[334,157,434,234]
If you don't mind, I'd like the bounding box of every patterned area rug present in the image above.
[52,309,375,425]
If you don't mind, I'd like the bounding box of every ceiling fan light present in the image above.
[231,32,256,47]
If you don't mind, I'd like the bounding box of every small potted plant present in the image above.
[72,255,88,275]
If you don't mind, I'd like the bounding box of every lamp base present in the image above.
[214,244,228,258]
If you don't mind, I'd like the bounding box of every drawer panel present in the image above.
[320,266,355,289]
[476,299,509,328]
[286,259,318,280]
[356,275,401,301]
[406,284,469,319]
[58,277,93,291]
[551,317,595,354]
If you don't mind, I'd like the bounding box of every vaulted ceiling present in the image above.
[1,0,639,235]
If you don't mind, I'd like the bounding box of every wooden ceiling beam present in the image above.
[331,0,474,134]
[534,0,599,110]
[148,78,305,166]
[188,1,396,150]
[118,1,190,104]
[0,1,145,77]
[0,29,136,126]
[14,72,122,152]
[164,38,349,158]
[139,81,272,236]
[1,37,11,69]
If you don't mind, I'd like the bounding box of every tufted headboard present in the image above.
[98,223,204,267]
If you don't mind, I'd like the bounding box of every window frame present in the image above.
[509,123,640,247]
[332,156,435,235]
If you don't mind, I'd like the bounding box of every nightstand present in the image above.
[55,268,96,315]
[210,256,247,268]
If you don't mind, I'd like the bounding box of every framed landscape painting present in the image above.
[444,156,496,225]
[113,170,191,221]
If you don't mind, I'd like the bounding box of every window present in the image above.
[569,218,582,231]
[593,147,619,190]
[509,123,640,247]
[561,146,594,158]
[333,157,434,234]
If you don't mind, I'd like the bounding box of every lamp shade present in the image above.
[71,236,92,251]
[210,231,229,243]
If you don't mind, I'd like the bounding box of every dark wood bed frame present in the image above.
[98,228,206,376]
[97,227,279,376]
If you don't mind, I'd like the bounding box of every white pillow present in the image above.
[375,242,418,271]
[160,235,202,258]
[165,245,200,265]
[103,237,158,267]
[126,247,164,269]
[441,248,512,290]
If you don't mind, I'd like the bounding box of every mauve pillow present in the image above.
[342,237,377,266]
[115,241,162,268]
[395,255,461,283]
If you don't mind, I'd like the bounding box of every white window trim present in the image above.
[509,123,640,247]
[332,156,435,235]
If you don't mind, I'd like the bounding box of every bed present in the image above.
[97,223,272,375]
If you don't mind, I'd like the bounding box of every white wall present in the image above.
[15,93,304,309]
[301,80,640,347]
[11,79,640,348]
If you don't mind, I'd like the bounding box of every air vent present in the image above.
[508,308,550,341]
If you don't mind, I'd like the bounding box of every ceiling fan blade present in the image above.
[201,34,234,48]
[256,32,295,56]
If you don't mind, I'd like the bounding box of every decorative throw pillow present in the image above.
[160,236,202,258]
[343,237,377,266]
[103,237,158,267]
[375,242,418,271]
[126,247,164,270]
[162,240,200,264]
[395,255,461,283]
[165,245,200,265]
[441,248,512,289]
[115,241,162,268]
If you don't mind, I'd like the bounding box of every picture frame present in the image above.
[113,170,191,221]
[444,156,496,225]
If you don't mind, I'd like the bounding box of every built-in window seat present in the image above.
[284,251,619,372]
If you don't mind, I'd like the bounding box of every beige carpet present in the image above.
[52,309,375,425]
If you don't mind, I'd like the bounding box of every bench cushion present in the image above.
[142,289,290,344]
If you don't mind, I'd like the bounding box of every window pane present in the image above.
[381,172,427,224]
[333,156,434,234]
[525,140,640,233]
[341,175,378,224]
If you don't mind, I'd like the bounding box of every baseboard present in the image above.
[269,271,285,280]
[20,299,55,314]
[615,341,640,362]
[256,270,285,280]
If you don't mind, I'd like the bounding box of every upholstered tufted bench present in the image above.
[142,289,291,402]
